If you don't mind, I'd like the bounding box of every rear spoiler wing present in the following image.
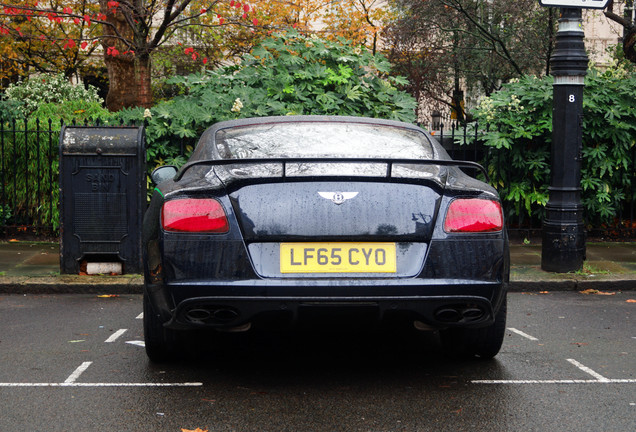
[175,158,489,183]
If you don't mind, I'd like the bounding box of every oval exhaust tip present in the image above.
[186,309,213,322]
[462,308,484,320]
[213,308,240,322]
[435,308,462,323]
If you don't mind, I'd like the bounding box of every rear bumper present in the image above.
[146,280,507,331]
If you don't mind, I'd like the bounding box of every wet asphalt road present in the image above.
[0,291,634,432]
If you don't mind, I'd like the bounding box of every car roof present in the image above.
[205,115,424,133]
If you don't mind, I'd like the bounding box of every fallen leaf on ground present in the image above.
[181,429,208,432]
[580,289,615,295]
[8,239,18,242]
[627,299,636,303]
[97,294,120,298]
[539,291,550,294]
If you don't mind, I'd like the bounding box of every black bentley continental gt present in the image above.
[142,116,509,362]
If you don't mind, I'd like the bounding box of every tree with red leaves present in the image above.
[1,0,260,110]
[0,1,102,85]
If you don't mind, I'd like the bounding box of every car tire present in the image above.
[143,292,180,363]
[440,296,507,360]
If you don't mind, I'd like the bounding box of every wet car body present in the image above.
[142,116,509,362]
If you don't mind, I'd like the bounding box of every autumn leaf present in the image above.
[580,289,615,295]
[181,428,208,432]
[627,299,636,303]
[97,294,120,298]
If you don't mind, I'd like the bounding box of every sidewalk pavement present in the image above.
[1,241,635,294]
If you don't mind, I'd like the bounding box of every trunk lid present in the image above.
[229,180,443,242]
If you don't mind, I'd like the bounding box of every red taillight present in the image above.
[444,199,503,233]
[162,198,229,233]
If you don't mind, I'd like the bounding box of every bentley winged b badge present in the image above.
[318,191,359,205]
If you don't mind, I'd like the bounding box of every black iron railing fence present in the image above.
[1,117,634,239]
[1,118,59,237]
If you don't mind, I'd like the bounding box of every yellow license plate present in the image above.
[280,242,397,274]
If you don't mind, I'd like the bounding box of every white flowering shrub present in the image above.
[5,74,103,115]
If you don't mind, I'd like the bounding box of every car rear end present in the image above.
[142,116,509,360]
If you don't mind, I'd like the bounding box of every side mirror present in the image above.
[150,165,178,184]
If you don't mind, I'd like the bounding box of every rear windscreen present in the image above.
[213,122,434,160]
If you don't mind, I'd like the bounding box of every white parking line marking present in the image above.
[473,379,636,384]
[473,358,636,384]
[2,360,201,388]
[136,313,143,320]
[105,329,127,343]
[0,382,203,387]
[64,361,93,384]
[508,327,539,341]
[126,340,145,347]
[567,358,610,382]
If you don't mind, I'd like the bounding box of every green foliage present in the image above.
[32,100,114,127]
[0,100,26,122]
[118,31,417,170]
[467,61,636,228]
[0,204,11,226]
[4,74,103,116]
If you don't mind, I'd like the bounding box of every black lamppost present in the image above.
[538,0,610,271]
[541,7,588,272]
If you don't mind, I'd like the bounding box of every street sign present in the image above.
[539,0,610,8]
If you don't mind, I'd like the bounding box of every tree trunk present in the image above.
[604,1,636,65]
[103,54,153,111]
[99,0,153,111]
[625,28,636,64]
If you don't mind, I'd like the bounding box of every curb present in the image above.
[510,279,636,292]
[0,276,143,295]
